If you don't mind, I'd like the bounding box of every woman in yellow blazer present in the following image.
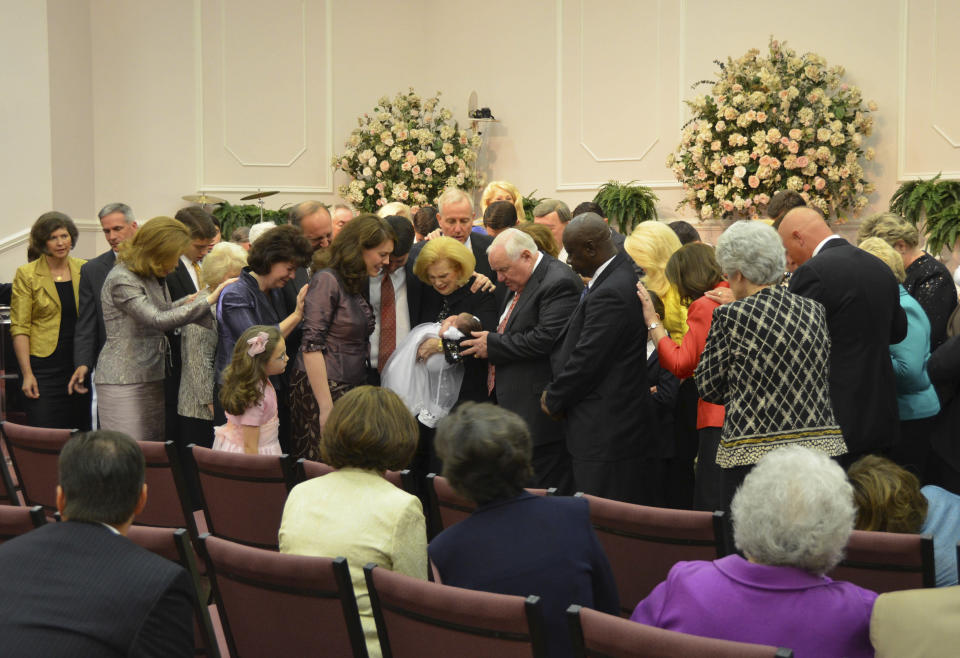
[10,212,89,430]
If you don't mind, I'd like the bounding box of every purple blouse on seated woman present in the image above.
[630,445,877,657]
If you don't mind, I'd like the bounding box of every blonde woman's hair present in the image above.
[481,181,525,222]
[857,212,919,249]
[412,236,475,288]
[201,241,247,288]
[118,217,190,277]
[624,221,683,297]
[847,455,927,533]
[377,202,412,221]
[859,237,906,283]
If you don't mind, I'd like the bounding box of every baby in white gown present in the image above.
[381,313,481,427]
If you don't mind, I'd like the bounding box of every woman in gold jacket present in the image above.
[10,212,89,429]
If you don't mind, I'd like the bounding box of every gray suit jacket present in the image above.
[96,262,212,385]
[487,254,583,446]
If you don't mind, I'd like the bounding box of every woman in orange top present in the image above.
[638,242,726,511]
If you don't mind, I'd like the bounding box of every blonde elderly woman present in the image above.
[694,221,844,508]
[632,445,877,657]
[178,241,248,450]
[624,221,687,343]
[858,212,957,349]
[377,201,413,221]
[480,181,525,224]
[859,237,940,474]
[247,221,276,246]
[411,236,497,404]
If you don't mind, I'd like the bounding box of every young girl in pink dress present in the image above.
[213,325,286,455]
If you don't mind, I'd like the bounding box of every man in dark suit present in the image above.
[406,188,502,318]
[779,207,908,460]
[288,200,333,288]
[368,216,419,377]
[542,213,657,503]
[461,228,583,492]
[67,203,138,428]
[0,430,193,656]
[572,201,627,254]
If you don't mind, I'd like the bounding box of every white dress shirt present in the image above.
[369,267,411,368]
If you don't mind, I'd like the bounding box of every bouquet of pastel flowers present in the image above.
[333,89,483,212]
[668,38,877,221]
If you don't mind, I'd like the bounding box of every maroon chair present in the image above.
[136,441,202,539]
[365,563,548,658]
[0,504,46,543]
[0,421,75,514]
[199,534,367,658]
[298,458,415,495]
[575,492,729,615]
[0,439,19,505]
[567,605,794,658]
[127,526,220,657]
[828,529,935,593]
[189,445,297,550]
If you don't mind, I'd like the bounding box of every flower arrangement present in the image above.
[333,89,483,212]
[668,38,877,221]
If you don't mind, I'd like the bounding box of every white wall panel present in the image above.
[199,0,332,193]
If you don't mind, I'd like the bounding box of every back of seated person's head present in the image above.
[413,206,439,238]
[668,220,701,245]
[58,430,145,526]
[435,402,534,506]
[483,201,518,233]
[767,191,807,229]
[320,385,417,471]
[846,455,927,533]
[573,201,604,218]
[731,445,855,576]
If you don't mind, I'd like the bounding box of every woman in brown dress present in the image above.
[289,214,395,459]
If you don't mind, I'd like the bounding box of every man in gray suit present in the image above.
[461,228,583,492]
[67,203,138,427]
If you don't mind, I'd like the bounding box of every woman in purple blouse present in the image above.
[289,215,395,460]
[631,445,877,657]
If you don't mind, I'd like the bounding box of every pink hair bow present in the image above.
[246,331,269,357]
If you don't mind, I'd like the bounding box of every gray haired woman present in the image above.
[631,446,877,657]
[694,221,846,507]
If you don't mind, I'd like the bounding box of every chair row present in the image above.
[0,506,795,658]
[0,420,939,601]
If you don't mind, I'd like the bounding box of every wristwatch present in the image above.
[647,321,660,331]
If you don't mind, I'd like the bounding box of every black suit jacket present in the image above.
[74,249,116,371]
[487,254,583,446]
[789,238,908,454]
[165,260,198,302]
[545,251,655,461]
[0,521,193,657]
[163,260,198,416]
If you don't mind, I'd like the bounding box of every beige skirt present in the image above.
[97,381,165,442]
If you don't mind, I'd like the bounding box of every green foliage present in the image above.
[592,181,659,233]
[890,174,960,255]
[212,202,291,242]
[522,189,546,222]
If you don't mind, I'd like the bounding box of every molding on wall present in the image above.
[555,0,684,192]
[897,0,960,181]
[196,0,334,194]
[0,219,100,256]
[930,0,959,148]
[220,0,308,167]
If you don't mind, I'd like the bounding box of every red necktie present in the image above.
[378,274,396,371]
[488,291,520,394]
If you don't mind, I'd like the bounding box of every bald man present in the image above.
[542,214,657,503]
[779,207,907,460]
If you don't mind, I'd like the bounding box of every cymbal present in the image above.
[182,194,226,205]
[240,190,279,201]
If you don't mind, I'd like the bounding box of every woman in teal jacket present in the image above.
[859,238,940,474]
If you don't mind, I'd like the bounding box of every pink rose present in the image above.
[788,141,799,154]
[722,156,735,166]
[780,137,790,145]
[424,168,432,176]
[803,184,811,191]
[412,165,421,175]
[723,201,735,212]
[796,156,809,167]
[814,177,826,190]
[380,160,390,172]
[789,129,802,140]
[748,175,760,188]
[756,112,767,123]
[759,155,771,166]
